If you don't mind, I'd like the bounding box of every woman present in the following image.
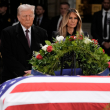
[56,8,85,69]
[54,8,88,38]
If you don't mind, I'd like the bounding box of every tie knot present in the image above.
[106,11,108,14]
[25,30,29,33]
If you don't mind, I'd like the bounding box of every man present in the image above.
[0,2,16,51]
[91,0,110,56]
[0,4,48,83]
[49,2,70,41]
[33,4,50,33]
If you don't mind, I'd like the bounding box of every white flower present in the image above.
[42,45,48,51]
[83,37,92,44]
[56,36,64,41]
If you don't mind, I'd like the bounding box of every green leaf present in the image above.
[45,40,51,45]
[29,31,110,76]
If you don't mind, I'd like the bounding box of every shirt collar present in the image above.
[20,24,31,32]
[37,15,43,20]
[103,9,110,13]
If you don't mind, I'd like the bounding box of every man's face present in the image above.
[35,6,45,16]
[60,4,69,16]
[102,0,110,11]
[0,6,7,15]
[17,10,34,29]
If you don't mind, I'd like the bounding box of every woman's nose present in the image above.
[71,19,74,22]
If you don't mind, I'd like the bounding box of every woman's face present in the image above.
[67,12,78,28]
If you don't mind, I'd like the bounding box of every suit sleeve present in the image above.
[1,29,27,77]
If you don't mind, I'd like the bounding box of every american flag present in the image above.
[0,76,110,110]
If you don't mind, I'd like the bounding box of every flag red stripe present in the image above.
[10,83,110,93]
[5,103,109,110]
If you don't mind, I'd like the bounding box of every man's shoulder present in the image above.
[51,15,60,20]
[43,16,50,20]
[2,24,19,36]
[93,10,102,16]
[33,25,47,33]
[42,16,50,22]
[3,25,16,31]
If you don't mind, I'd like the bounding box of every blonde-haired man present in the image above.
[0,4,48,83]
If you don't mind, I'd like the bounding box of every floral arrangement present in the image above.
[29,32,110,75]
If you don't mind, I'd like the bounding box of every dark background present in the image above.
[1,0,103,19]
[0,0,48,19]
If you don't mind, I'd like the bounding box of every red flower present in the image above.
[36,54,43,60]
[47,46,53,52]
[77,35,83,40]
[103,49,105,53]
[92,39,98,45]
[107,61,110,68]
[69,36,76,41]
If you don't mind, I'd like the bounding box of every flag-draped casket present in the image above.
[0,76,110,110]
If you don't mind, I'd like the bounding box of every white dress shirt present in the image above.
[102,9,110,40]
[21,24,31,45]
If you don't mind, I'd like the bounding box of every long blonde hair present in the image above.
[59,8,82,37]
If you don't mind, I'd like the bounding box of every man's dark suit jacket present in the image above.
[91,10,110,55]
[1,23,48,80]
[33,15,50,33]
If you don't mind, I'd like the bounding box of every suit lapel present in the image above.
[16,23,30,53]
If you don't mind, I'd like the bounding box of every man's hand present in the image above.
[23,70,32,76]
[103,42,110,49]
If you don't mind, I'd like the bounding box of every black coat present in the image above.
[33,15,50,32]
[1,23,48,79]
[91,10,110,56]
[48,15,60,41]
[50,15,60,31]
[91,10,110,45]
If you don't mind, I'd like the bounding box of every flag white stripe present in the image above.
[17,76,110,83]
[1,76,110,99]
[3,91,110,110]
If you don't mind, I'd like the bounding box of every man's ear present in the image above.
[17,15,20,21]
